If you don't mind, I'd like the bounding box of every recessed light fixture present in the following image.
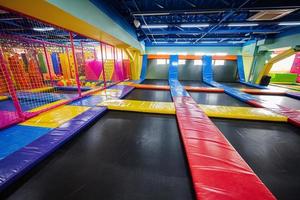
[200,41,218,44]
[133,12,170,16]
[228,23,259,27]
[278,22,300,26]
[180,24,210,28]
[141,24,168,29]
[33,27,55,31]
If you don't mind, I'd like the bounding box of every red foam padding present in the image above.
[248,99,300,127]
[173,96,276,200]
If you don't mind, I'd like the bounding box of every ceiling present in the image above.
[95,0,300,46]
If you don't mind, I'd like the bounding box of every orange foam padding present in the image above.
[212,55,237,60]
[174,96,276,200]
[132,84,170,90]
[184,86,224,92]
[147,54,170,59]
[241,88,285,95]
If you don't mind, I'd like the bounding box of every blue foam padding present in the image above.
[169,55,179,80]
[16,92,77,101]
[202,56,213,81]
[204,80,258,102]
[0,99,54,112]
[169,79,190,97]
[237,55,246,82]
[0,125,51,160]
[240,81,267,89]
[0,107,107,192]
[286,92,300,100]
[119,86,135,99]
[140,55,148,80]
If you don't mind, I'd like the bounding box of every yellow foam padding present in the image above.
[99,99,175,114]
[0,96,8,101]
[25,87,54,93]
[117,82,134,86]
[98,100,287,122]
[93,89,122,97]
[29,99,69,112]
[22,105,90,128]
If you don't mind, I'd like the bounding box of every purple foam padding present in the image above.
[286,92,300,100]
[0,107,107,192]
[119,86,135,99]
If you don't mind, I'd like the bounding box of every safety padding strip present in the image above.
[241,88,285,95]
[0,107,107,192]
[132,83,224,92]
[286,92,300,100]
[168,78,275,199]
[99,99,287,122]
[240,81,267,89]
[173,96,275,200]
[204,80,258,102]
[140,55,148,80]
[248,100,300,127]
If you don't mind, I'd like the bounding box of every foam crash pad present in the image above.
[21,105,90,128]
[99,99,287,122]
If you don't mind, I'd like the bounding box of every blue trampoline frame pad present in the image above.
[0,125,51,160]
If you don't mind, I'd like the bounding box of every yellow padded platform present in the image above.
[0,96,8,101]
[29,99,69,112]
[99,100,287,122]
[22,105,90,128]
[25,87,54,93]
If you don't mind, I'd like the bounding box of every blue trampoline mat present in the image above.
[0,125,51,160]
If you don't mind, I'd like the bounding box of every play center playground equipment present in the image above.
[0,1,300,200]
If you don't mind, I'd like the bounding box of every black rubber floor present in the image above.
[179,80,210,87]
[212,118,300,200]
[223,82,254,89]
[253,95,300,110]
[125,89,172,102]
[189,91,251,107]
[142,79,169,85]
[3,112,195,200]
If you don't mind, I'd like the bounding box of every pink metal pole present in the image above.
[100,42,107,88]
[0,50,24,119]
[42,43,54,86]
[69,32,82,97]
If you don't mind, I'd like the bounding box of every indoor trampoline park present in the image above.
[0,1,300,200]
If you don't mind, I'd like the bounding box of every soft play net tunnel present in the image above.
[0,9,132,129]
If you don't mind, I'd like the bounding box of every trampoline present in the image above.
[253,95,300,110]
[222,82,256,89]
[179,80,210,87]
[213,118,300,200]
[141,79,169,85]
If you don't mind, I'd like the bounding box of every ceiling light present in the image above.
[141,24,168,29]
[278,22,300,26]
[215,53,228,56]
[174,41,190,44]
[200,41,218,44]
[227,41,246,44]
[154,41,168,44]
[33,27,55,31]
[133,12,170,16]
[180,24,210,28]
[228,23,259,27]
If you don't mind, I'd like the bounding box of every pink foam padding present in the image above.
[85,60,103,81]
[290,52,300,82]
[0,111,20,129]
[112,61,124,82]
